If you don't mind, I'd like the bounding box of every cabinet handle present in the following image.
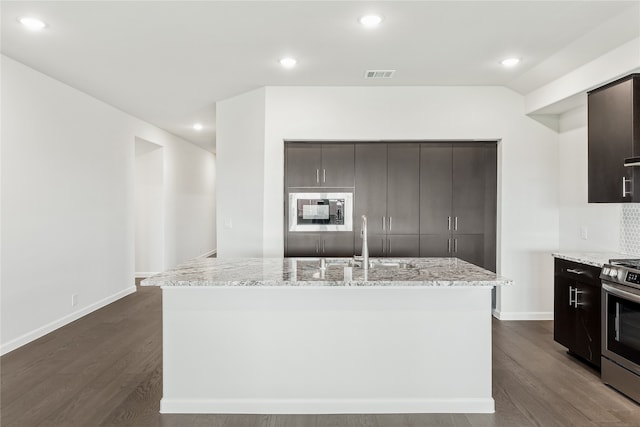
[566,268,590,278]
[568,286,574,307]
[322,240,325,253]
[448,216,451,231]
[382,216,386,231]
[389,216,392,231]
[388,239,391,255]
[615,303,620,341]
[622,176,633,197]
[574,288,582,308]
[454,238,458,253]
[315,240,319,254]
[447,238,451,253]
[316,169,320,183]
[323,169,326,183]
[382,238,385,253]
[454,217,458,231]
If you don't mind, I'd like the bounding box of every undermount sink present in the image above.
[344,259,414,269]
[369,261,413,269]
[313,258,415,270]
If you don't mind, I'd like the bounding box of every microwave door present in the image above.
[288,192,353,232]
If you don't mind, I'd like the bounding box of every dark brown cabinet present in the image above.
[286,143,355,188]
[287,232,354,257]
[364,234,420,257]
[387,144,421,235]
[588,74,640,203]
[419,143,497,271]
[354,143,420,256]
[284,141,496,262]
[553,258,602,368]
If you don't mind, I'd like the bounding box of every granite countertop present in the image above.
[142,257,513,288]
[552,251,635,268]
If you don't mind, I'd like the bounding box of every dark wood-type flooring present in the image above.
[2,285,639,427]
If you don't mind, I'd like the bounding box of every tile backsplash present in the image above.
[621,204,640,256]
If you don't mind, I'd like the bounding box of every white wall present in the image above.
[216,88,266,257]
[135,138,164,275]
[217,86,560,319]
[1,55,216,354]
[557,108,621,252]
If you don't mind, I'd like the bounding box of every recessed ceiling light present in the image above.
[501,57,521,67]
[19,17,47,31]
[193,123,203,131]
[279,57,297,69]
[359,14,383,28]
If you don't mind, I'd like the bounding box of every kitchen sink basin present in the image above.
[369,261,413,269]
[309,258,415,270]
[348,260,414,269]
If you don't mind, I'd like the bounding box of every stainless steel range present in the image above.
[601,259,640,403]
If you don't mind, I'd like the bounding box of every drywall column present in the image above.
[216,88,267,258]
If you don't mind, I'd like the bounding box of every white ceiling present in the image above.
[2,1,639,153]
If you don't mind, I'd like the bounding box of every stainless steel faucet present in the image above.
[361,215,369,270]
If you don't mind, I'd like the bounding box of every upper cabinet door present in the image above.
[588,75,639,203]
[321,144,355,187]
[286,143,322,188]
[355,144,388,235]
[387,144,420,234]
[285,143,354,188]
[420,144,452,235]
[452,145,488,234]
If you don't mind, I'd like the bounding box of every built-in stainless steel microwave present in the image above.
[288,192,353,232]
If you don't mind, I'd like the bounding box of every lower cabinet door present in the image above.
[286,233,321,257]
[386,235,420,257]
[356,234,386,257]
[322,233,355,257]
[573,282,602,367]
[452,234,484,268]
[420,234,451,257]
[553,277,576,351]
[287,233,355,257]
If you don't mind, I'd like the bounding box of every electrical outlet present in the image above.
[224,219,233,229]
[580,226,588,240]
[71,294,78,307]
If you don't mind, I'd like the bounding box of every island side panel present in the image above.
[161,286,494,414]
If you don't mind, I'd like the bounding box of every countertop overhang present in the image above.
[142,257,512,288]
[551,251,634,267]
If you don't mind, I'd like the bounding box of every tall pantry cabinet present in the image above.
[354,143,420,257]
[419,142,497,271]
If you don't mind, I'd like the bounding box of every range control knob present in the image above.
[609,269,619,278]
[602,267,610,275]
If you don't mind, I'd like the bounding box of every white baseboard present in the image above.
[0,286,137,356]
[160,397,495,414]
[135,272,159,278]
[492,310,553,321]
[197,248,217,258]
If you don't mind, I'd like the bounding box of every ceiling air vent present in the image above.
[364,70,395,79]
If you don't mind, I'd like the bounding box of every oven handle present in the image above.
[602,282,640,304]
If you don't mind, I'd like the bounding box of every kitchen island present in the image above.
[143,257,512,414]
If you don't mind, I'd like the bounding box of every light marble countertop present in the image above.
[551,251,635,268]
[142,257,513,287]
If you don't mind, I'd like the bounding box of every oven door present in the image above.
[602,282,640,376]
[288,192,353,232]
